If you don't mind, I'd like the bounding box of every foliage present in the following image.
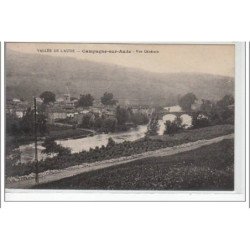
[164,117,183,135]
[101,92,117,106]
[40,91,56,104]
[6,107,47,136]
[93,117,103,129]
[192,113,211,128]
[217,94,234,107]
[102,118,117,133]
[131,112,149,125]
[37,139,234,190]
[37,113,47,136]
[79,107,148,132]
[42,137,71,156]
[178,93,197,111]
[146,112,159,136]
[78,94,94,107]
[6,113,21,135]
[116,106,130,125]
[193,95,234,128]
[107,137,116,147]
[81,113,94,128]
[6,124,234,178]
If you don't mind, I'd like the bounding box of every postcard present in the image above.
[4,42,246,201]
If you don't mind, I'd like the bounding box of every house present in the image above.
[64,93,76,108]
[46,107,67,124]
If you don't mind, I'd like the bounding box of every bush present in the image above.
[164,117,183,135]
[107,137,116,147]
[42,137,71,155]
[192,113,211,128]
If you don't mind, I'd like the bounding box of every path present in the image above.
[6,133,234,189]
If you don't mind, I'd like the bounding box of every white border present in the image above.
[4,42,246,202]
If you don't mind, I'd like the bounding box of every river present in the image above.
[12,105,192,164]
[56,125,148,153]
[14,124,148,164]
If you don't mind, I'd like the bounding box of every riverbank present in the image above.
[6,124,234,178]
[149,124,234,142]
[6,134,233,189]
[6,126,94,148]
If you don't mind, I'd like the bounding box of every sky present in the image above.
[7,43,235,77]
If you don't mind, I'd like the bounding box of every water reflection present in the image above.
[57,125,148,153]
[14,105,193,164]
[158,114,176,135]
[180,114,192,129]
[158,105,193,135]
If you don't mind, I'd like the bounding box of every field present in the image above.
[35,139,234,191]
[149,124,234,142]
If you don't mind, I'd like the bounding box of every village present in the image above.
[6,88,153,138]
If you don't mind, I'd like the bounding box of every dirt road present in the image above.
[6,133,234,189]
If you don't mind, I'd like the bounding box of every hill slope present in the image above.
[5,49,234,105]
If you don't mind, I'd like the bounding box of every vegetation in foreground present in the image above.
[6,124,234,178]
[34,139,234,191]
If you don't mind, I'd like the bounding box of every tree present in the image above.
[116,106,129,125]
[37,113,47,136]
[93,117,103,129]
[195,95,234,127]
[200,99,213,115]
[178,93,197,111]
[81,113,93,128]
[107,137,116,147]
[20,107,34,135]
[19,107,47,136]
[40,91,56,104]
[6,113,20,135]
[103,118,117,132]
[42,138,59,155]
[164,116,183,135]
[42,137,71,156]
[78,94,94,107]
[101,92,117,106]
[217,94,234,107]
[131,112,149,125]
[192,112,211,128]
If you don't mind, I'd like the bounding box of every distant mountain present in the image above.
[5,49,234,106]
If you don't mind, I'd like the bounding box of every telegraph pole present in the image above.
[34,97,39,184]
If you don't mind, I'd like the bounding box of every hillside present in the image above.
[5,49,234,106]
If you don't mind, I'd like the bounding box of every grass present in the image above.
[149,124,234,142]
[35,139,234,191]
[6,124,234,178]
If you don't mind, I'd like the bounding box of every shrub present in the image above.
[164,117,183,135]
[107,137,116,147]
[192,113,211,128]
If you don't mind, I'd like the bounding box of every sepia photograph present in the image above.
[1,1,250,250]
[4,42,243,199]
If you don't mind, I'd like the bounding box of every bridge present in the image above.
[161,109,196,117]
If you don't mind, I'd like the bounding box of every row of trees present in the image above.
[39,91,117,107]
[6,107,47,137]
[192,94,234,128]
[164,94,234,135]
[80,106,149,133]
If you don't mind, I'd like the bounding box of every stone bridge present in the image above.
[161,109,196,118]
